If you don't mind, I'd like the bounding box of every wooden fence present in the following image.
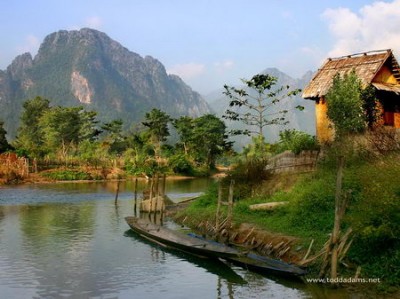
[266,150,320,174]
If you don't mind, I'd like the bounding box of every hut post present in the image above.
[161,173,166,197]
[114,178,120,205]
[226,180,235,230]
[134,177,138,216]
[154,172,159,213]
[149,177,154,213]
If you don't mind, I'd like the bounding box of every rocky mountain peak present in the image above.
[0,28,210,138]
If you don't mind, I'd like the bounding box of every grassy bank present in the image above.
[176,151,400,292]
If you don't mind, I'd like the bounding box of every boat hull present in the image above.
[125,216,239,259]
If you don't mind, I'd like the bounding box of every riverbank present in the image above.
[171,151,400,295]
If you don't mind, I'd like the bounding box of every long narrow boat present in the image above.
[225,253,307,277]
[187,233,307,277]
[125,216,239,259]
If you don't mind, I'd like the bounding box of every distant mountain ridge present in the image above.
[0,28,210,138]
[207,68,316,147]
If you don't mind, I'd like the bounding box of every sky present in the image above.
[1,0,400,95]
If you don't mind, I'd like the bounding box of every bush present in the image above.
[223,157,270,200]
[168,154,194,176]
[276,129,319,154]
[42,169,92,181]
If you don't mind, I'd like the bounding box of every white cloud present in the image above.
[214,60,234,73]
[167,62,206,79]
[16,35,40,55]
[85,16,103,29]
[322,0,400,57]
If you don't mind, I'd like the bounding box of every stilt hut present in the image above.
[302,49,400,143]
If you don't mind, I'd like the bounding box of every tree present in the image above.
[0,120,11,153]
[173,116,194,155]
[39,106,100,157]
[142,108,171,157]
[223,74,302,137]
[325,70,366,139]
[15,96,50,157]
[323,70,367,280]
[191,114,232,169]
[101,119,126,154]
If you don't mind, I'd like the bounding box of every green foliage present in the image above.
[0,120,11,153]
[142,108,171,155]
[361,84,380,129]
[223,156,270,200]
[173,116,194,155]
[276,129,319,154]
[326,70,366,138]
[14,96,51,158]
[100,119,127,154]
[241,135,272,159]
[41,169,92,181]
[223,73,302,137]
[191,114,232,169]
[168,154,194,176]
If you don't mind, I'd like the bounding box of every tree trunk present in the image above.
[331,155,345,280]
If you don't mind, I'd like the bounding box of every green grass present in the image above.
[177,151,400,291]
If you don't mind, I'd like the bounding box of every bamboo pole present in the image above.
[149,177,154,213]
[215,184,222,233]
[154,173,159,213]
[303,239,314,261]
[162,173,166,197]
[226,180,234,230]
[114,179,120,205]
[134,177,138,216]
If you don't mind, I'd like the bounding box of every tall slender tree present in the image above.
[223,74,303,137]
[142,108,171,157]
[15,96,50,157]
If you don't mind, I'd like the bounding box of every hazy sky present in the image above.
[2,0,400,94]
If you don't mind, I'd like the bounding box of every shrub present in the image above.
[276,129,319,154]
[168,154,194,176]
[42,169,92,181]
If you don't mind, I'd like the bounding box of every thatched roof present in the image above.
[302,49,400,99]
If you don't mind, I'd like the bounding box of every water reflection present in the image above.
[0,181,337,298]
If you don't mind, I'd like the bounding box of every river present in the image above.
[0,179,355,298]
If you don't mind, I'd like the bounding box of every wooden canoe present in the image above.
[125,216,239,259]
[187,233,307,277]
[225,253,307,277]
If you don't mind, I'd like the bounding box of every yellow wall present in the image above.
[373,65,400,128]
[315,98,335,143]
[395,112,400,128]
[373,65,398,84]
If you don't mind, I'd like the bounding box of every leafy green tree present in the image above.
[223,74,302,137]
[79,110,101,142]
[40,106,82,154]
[361,84,380,129]
[14,96,50,157]
[0,120,11,153]
[142,108,171,157]
[39,106,99,156]
[324,70,368,280]
[326,70,366,139]
[101,119,126,154]
[173,116,194,155]
[191,114,232,169]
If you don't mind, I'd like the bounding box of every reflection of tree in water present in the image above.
[19,203,95,255]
